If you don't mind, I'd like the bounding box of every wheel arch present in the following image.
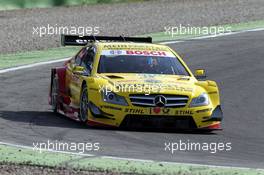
[195,80,221,107]
[49,67,67,105]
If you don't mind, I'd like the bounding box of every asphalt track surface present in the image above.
[0,30,264,169]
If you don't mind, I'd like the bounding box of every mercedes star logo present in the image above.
[154,95,167,107]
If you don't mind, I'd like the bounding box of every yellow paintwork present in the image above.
[66,42,221,128]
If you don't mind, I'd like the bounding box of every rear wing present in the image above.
[61,35,152,46]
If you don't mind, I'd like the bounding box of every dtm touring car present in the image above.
[49,35,223,131]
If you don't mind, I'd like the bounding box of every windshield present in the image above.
[98,54,189,75]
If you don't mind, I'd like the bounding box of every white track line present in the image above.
[0,141,263,171]
[0,57,70,74]
[1,28,264,74]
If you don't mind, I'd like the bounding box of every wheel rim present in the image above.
[80,88,88,122]
[51,77,58,111]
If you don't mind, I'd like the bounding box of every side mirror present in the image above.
[194,69,207,80]
[72,66,85,75]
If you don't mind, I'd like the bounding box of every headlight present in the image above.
[189,93,210,107]
[102,90,128,106]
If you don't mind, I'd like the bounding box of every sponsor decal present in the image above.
[150,107,170,114]
[196,108,212,113]
[103,45,169,51]
[125,108,144,114]
[144,79,162,83]
[101,50,175,57]
[175,110,193,115]
[153,107,161,114]
[138,74,165,78]
[126,50,167,56]
[163,108,170,114]
[109,50,123,55]
[161,84,193,92]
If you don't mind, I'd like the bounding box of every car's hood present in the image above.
[97,73,202,96]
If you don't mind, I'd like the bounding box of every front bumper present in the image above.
[87,101,223,130]
[120,115,196,129]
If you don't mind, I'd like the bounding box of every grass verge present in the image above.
[0,20,264,70]
[0,0,144,11]
[0,144,263,175]
[0,47,80,69]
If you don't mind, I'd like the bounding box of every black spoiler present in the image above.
[61,35,152,46]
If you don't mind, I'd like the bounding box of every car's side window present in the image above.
[73,48,87,66]
[81,46,96,73]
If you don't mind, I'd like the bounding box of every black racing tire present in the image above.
[51,75,58,113]
[79,85,89,123]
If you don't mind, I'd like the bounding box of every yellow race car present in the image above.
[49,35,223,131]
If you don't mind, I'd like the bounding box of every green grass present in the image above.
[0,144,263,175]
[0,0,144,10]
[0,47,80,69]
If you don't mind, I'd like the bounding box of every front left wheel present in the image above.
[51,75,58,113]
[79,86,89,123]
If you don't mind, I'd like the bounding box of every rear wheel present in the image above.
[79,86,89,123]
[51,75,58,113]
